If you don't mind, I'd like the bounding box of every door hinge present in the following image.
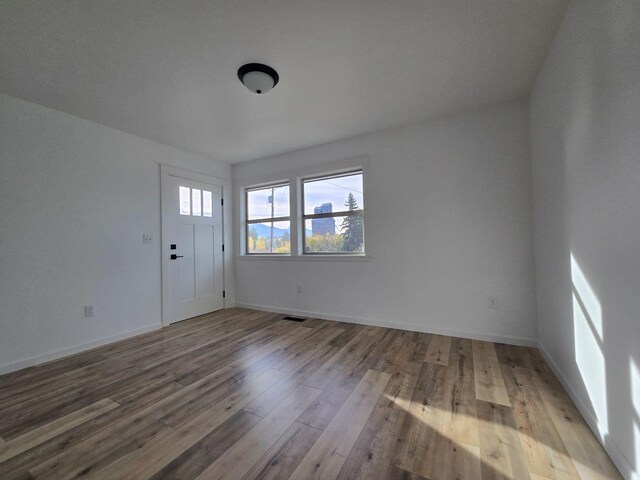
[221,198,224,206]
[223,290,226,298]
[222,244,225,252]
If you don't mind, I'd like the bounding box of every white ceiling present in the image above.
[0,1,568,163]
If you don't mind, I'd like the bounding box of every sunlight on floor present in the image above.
[384,393,513,479]
[571,253,608,432]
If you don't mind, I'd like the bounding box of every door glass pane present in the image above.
[203,190,212,217]
[247,221,291,254]
[192,189,202,216]
[179,186,191,215]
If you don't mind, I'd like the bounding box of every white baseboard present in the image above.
[537,344,639,480]
[235,302,537,347]
[0,324,162,376]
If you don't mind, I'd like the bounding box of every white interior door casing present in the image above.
[162,168,225,325]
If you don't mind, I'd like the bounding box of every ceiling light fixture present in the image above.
[237,63,279,94]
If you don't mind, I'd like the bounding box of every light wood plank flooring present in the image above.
[0,308,622,479]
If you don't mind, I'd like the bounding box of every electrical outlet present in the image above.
[488,296,498,309]
[142,234,153,244]
[84,306,94,318]
[296,285,303,294]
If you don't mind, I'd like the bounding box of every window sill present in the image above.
[237,254,371,262]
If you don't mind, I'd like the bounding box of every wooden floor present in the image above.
[0,308,622,480]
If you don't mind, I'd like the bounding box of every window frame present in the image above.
[300,169,365,256]
[244,181,291,255]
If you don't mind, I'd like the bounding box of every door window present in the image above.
[179,185,213,217]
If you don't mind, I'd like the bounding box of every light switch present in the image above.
[142,234,153,244]
[488,296,498,309]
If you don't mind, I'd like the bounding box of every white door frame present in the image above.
[160,164,232,327]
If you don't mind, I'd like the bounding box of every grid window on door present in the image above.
[179,185,213,217]
[245,183,290,254]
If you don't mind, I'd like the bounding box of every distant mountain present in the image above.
[249,223,288,238]
[248,223,312,238]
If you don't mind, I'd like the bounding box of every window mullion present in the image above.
[302,210,363,221]
[247,216,290,224]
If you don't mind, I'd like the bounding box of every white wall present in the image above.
[234,99,537,345]
[0,93,233,373]
[530,1,640,478]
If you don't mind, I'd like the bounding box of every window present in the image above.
[192,189,202,216]
[245,182,291,254]
[241,167,366,257]
[179,186,191,215]
[179,185,213,217]
[202,190,212,217]
[302,170,364,254]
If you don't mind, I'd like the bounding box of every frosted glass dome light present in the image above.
[238,63,279,94]
[242,71,274,94]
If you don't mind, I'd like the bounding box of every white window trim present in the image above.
[238,156,370,260]
[237,253,370,261]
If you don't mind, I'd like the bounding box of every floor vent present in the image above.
[282,315,306,322]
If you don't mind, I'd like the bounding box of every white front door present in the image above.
[162,170,224,325]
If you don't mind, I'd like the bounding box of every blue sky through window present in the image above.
[303,172,363,216]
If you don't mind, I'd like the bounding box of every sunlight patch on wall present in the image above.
[571,254,602,336]
[571,253,607,431]
[632,358,640,470]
